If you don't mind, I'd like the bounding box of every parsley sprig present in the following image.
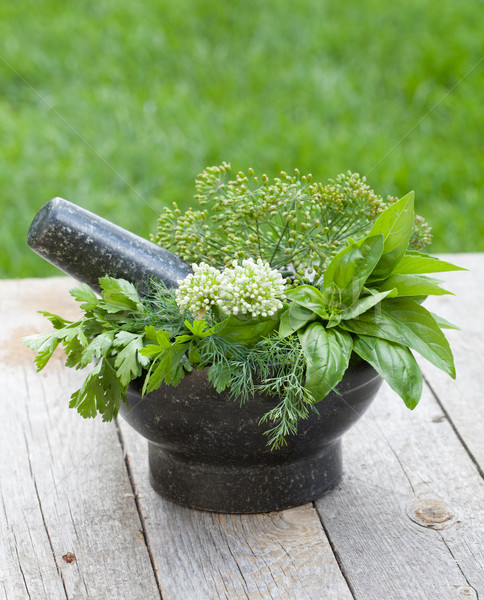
[23,277,151,421]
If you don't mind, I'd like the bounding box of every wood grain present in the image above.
[0,278,161,600]
[420,253,484,471]
[2,259,483,600]
[316,379,484,599]
[314,254,484,600]
[118,421,354,600]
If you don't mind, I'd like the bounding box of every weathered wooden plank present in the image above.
[5,254,483,600]
[419,253,484,472]
[118,421,354,600]
[316,379,484,600]
[0,278,161,600]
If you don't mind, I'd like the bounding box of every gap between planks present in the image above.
[423,373,484,482]
[115,423,164,600]
[1,277,162,600]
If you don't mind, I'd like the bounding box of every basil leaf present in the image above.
[429,312,460,330]
[217,313,279,345]
[279,304,314,337]
[383,298,455,377]
[353,335,422,409]
[298,323,353,402]
[339,309,403,343]
[341,297,455,378]
[322,235,384,309]
[376,274,452,297]
[368,192,415,281]
[340,290,393,321]
[392,252,466,275]
[285,285,329,318]
[325,314,342,329]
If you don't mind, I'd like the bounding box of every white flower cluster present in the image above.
[221,258,286,317]
[176,258,286,318]
[175,263,222,316]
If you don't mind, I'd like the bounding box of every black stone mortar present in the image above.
[120,359,382,513]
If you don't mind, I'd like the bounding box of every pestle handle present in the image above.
[27,198,192,292]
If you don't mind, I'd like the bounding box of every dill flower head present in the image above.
[220,258,286,318]
[175,262,222,315]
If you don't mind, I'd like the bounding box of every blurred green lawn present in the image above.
[1,0,482,278]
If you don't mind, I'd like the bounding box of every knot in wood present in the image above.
[408,497,455,529]
[455,585,476,597]
[62,552,77,564]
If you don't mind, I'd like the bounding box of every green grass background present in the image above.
[1,0,482,278]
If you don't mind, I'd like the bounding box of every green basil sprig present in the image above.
[280,193,464,410]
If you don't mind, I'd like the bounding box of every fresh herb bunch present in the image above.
[24,178,461,449]
[279,192,462,419]
[152,163,432,284]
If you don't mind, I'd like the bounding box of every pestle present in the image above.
[27,197,192,292]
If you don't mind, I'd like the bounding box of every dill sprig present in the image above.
[250,335,316,450]
[152,164,432,285]
[198,332,316,449]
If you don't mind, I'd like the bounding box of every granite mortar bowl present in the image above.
[119,357,382,513]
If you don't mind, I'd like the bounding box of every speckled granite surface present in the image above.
[28,197,192,292]
[121,363,382,513]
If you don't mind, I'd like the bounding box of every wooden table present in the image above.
[1,253,483,600]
